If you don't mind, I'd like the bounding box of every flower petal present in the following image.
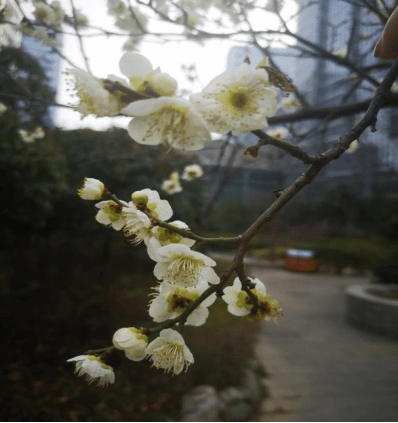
[119,52,153,77]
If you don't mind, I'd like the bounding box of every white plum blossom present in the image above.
[345,139,359,154]
[267,127,288,140]
[67,355,115,387]
[1,0,23,24]
[222,277,282,321]
[177,8,204,27]
[147,244,219,287]
[122,97,211,151]
[78,177,105,200]
[151,220,196,248]
[18,129,35,143]
[107,1,148,34]
[123,189,173,244]
[190,63,278,135]
[278,96,301,112]
[391,82,398,93]
[113,327,148,361]
[123,208,153,245]
[73,8,88,27]
[0,103,7,115]
[19,24,62,47]
[32,127,45,139]
[67,68,122,118]
[161,171,183,195]
[333,48,348,58]
[264,0,284,12]
[181,164,204,181]
[130,188,173,220]
[119,52,177,97]
[95,200,126,231]
[122,36,140,52]
[145,328,194,375]
[149,281,216,326]
[18,127,45,143]
[33,1,64,27]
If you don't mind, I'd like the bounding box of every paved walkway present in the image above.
[250,266,398,422]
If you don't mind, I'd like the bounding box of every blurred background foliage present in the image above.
[207,187,398,280]
[0,47,54,127]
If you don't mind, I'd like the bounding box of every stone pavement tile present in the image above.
[252,268,398,422]
[299,394,398,422]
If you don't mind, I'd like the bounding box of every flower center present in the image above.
[236,291,253,310]
[124,217,150,244]
[231,92,247,108]
[166,255,203,286]
[150,342,188,374]
[166,287,199,312]
[104,201,122,221]
[169,104,188,115]
[217,83,259,115]
[168,255,201,277]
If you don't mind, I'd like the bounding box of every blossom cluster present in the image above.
[18,127,45,143]
[161,164,204,195]
[19,0,67,47]
[1,0,88,47]
[68,177,282,384]
[64,39,285,387]
[0,103,7,115]
[68,52,279,152]
[106,0,147,51]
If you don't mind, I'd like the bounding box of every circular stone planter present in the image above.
[345,284,398,338]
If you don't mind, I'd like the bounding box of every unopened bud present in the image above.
[131,191,148,207]
[78,177,105,200]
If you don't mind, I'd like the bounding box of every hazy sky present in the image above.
[55,0,297,130]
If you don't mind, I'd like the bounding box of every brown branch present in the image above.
[102,79,151,103]
[51,46,80,69]
[105,193,237,244]
[144,211,238,244]
[268,93,398,125]
[235,264,259,316]
[127,0,147,34]
[249,130,318,164]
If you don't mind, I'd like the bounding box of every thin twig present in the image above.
[249,129,318,164]
[268,94,398,125]
[70,0,92,74]
[105,193,237,244]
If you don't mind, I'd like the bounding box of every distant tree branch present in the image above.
[70,0,92,74]
[268,93,398,125]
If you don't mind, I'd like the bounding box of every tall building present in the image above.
[295,0,398,169]
[199,0,398,206]
[1,1,62,126]
[21,35,63,126]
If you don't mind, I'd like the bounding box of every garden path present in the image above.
[252,267,398,422]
